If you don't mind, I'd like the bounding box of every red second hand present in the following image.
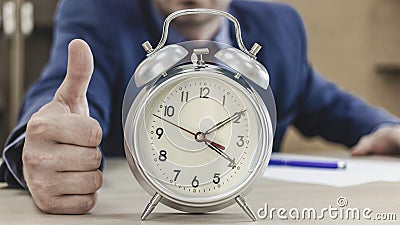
[205,139,225,150]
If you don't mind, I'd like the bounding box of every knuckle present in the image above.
[86,171,101,192]
[87,119,102,146]
[22,150,53,168]
[39,199,58,214]
[26,172,59,208]
[29,179,54,198]
[28,179,45,192]
[26,114,47,137]
[86,148,102,170]
[92,170,103,191]
[81,194,96,213]
[93,148,102,168]
[27,113,55,139]
[22,150,33,166]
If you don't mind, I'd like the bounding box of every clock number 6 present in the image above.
[192,176,199,188]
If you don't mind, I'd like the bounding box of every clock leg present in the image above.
[141,192,162,220]
[235,195,257,221]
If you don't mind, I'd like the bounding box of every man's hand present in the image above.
[351,125,400,156]
[22,39,103,214]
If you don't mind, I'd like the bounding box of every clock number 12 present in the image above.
[199,87,210,98]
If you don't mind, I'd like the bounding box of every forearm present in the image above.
[294,68,400,147]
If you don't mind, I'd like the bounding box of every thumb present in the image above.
[55,39,94,115]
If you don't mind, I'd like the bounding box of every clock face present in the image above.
[127,68,271,205]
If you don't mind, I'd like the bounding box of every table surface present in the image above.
[1,154,399,225]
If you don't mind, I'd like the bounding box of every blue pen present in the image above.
[268,159,347,169]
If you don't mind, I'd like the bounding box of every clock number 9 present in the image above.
[159,150,167,161]
[156,128,164,139]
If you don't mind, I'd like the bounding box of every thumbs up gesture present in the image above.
[22,39,103,214]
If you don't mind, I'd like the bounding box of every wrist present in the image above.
[2,132,28,189]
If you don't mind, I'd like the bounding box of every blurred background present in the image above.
[0,0,399,155]
[0,0,58,153]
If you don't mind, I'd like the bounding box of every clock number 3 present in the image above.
[236,136,245,147]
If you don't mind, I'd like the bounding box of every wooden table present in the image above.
[1,156,399,224]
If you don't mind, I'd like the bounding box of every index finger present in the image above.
[27,112,102,147]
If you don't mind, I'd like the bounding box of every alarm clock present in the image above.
[122,8,276,221]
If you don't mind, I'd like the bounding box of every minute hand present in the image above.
[204,110,246,135]
[205,142,236,168]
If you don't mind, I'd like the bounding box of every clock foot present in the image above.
[141,192,162,220]
[235,195,257,221]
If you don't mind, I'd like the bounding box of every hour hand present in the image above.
[205,142,236,169]
[205,110,246,135]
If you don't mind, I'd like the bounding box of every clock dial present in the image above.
[129,69,270,203]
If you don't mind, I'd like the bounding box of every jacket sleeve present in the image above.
[292,9,399,147]
[0,0,120,188]
[294,65,399,147]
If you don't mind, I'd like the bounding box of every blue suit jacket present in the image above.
[1,0,398,188]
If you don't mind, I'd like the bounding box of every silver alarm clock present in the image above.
[123,8,276,221]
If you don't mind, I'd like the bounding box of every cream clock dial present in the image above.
[142,74,259,198]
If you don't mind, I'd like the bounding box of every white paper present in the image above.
[263,153,400,187]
